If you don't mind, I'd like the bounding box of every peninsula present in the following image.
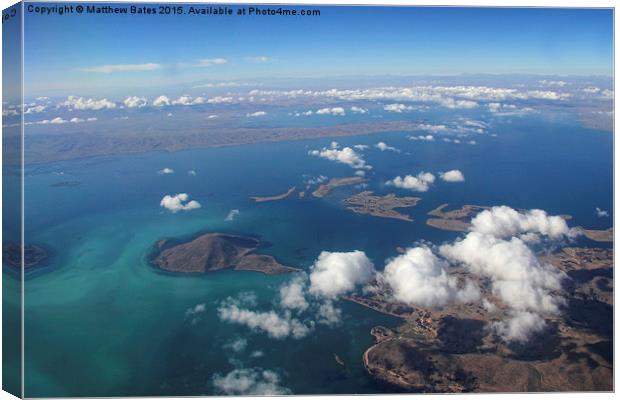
[250,186,296,202]
[311,176,366,198]
[150,233,299,275]
[343,191,420,221]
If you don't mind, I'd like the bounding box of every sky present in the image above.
[20,4,614,96]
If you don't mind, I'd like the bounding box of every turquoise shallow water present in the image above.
[6,114,613,396]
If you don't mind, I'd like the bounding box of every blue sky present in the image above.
[23,4,613,95]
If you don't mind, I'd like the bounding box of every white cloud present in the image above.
[374,142,399,152]
[487,102,534,116]
[69,117,84,123]
[439,169,465,182]
[160,193,201,213]
[491,311,546,343]
[316,301,342,326]
[246,111,267,117]
[217,303,311,339]
[224,338,248,353]
[469,206,577,239]
[188,170,197,176]
[24,105,46,114]
[225,209,240,221]
[408,134,435,141]
[440,232,567,316]
[123,96,148,108]
[207,96,234,104]
[279,276,309,312]
[197,58,228,67]
[207,114,218,119]
[61,96,116,110]
[308,251,375,299]
[353,144,369,150]
[172,95,206,106]
[316,107,345,116]
[386,172,435,192]
[596,207,609,217]
[152,95,170,107]
[308,144,370,170]
[80,63,161,73]
[381,247,479,307]
[383,103,415,113]
[157,167,174,174]
[212,368,290,396]
[350,106,368,113]
[185,303,206,317]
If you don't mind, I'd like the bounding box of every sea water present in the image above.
[9,113,612,396]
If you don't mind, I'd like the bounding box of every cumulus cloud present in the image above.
[491,311,546,343]
[386,172,435,192]
[172,95,206,106]
[469,206,577,239]
[408,134,435,141]
[596,207,609,217]
[123,96,148,108]
[224,337,248,353]
[212,368,290,395]
[316,301,342,326]
[225,209,240,221]
[152,95,170,107]
[441,232,565,313]
[197,58,228,67]
[279,276,309,312]
[24,105,46,114]
[246,111,267,117]
[374,142,399,152]
[316,107,345,116]
[381,247,479,307]
[157,167,174,174]
[160,193,201,213]
[207,96,234,104]
[80,63,161,73]
[308,144,370,170]
[487,102,534,116]
[383,103,415,113]
[61,96,116,110]
[439,169,465,182]
[217,303,312,339]
[308,251,375,299]
[350,106,368,113]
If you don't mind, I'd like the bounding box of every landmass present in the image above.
[2,244,49,270]
[250,186,296,202]
[311,176,366,198]
[580,227,613,242]
[343,191,421,221]
[349,246,613,392]
[150,233,299,275]
[426,204,573,233]
[23,121,423,165]
[425,204,489,232]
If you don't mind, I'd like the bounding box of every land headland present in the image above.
[343,191,421,222]
[311,176,366,198]
[149,233,299,275]
[250,186,296,202]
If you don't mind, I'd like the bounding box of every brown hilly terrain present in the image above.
[351,246,613,392]
[150,233,299,275]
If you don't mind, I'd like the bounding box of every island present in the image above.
[250,186,296,202]
[580,227,613,242]
[3,243,49,271]
[425,204,489,232]
[149,233,300,275]
[353,246,613,393]
[311,176,366,198]
[342,191,421,221]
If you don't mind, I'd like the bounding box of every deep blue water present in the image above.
[6,113,613,396]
